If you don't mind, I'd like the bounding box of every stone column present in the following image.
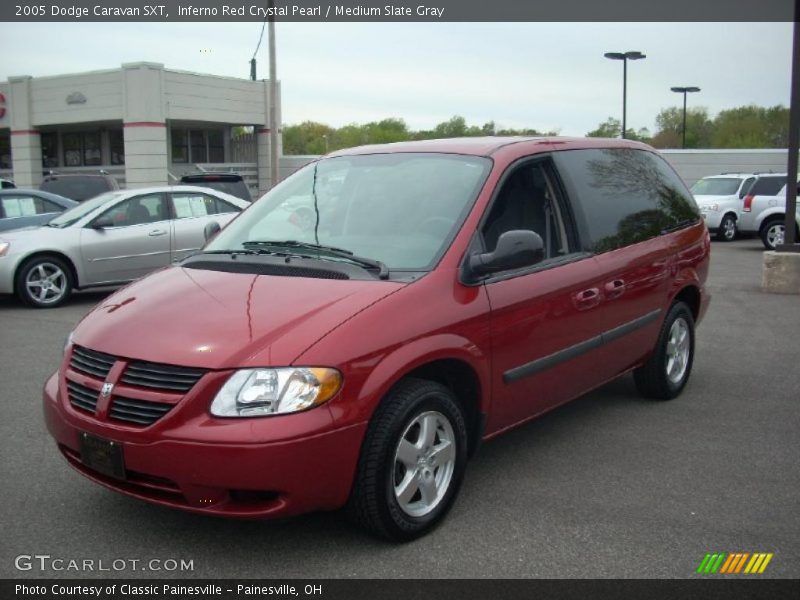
[8,75,42,187]
[121,62,168,188]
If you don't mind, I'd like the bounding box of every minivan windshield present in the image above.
[205,153,492,271]
[690,178,742,196]
[48,191,121,228]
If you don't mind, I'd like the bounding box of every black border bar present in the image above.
[0,0,796,22]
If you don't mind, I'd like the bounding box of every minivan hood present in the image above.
[74,265,404,369]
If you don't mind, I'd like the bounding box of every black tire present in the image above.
[347,378,468,542]
[716,214,737,242]
[634,302,695,401]
[759,218,798,250]
[14,255,74,308]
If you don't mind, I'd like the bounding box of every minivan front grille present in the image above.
[67,380,98,414]
[70,346,116,379]
[109,396,174,426]
[121,361,206,393]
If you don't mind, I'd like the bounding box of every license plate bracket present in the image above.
[79,432,126,480]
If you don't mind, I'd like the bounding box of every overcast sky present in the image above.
[0,21,793,135]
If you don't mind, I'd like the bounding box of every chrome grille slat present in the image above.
[121,361,205,392]
[109,396,174,426]
[66,380,98,414]
[70,346,115,379]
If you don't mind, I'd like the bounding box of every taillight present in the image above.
[743,195,754,212]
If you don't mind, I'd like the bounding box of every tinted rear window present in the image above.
[41,177,115,201]
[553,148,700,253]
[750,176,787,196]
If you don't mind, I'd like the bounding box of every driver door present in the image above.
[80,192,172,285]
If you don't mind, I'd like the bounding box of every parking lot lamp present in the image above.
[670,86,701,148]
[604,51,646,139]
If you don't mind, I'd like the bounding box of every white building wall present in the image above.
[661,149,794,186]
[30,70,122,125]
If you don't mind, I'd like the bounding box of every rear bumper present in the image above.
[43,372,366,518]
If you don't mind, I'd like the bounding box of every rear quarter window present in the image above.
[553,148,700,253]
[750,176,788,196]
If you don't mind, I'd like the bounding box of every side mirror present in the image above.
[468,230,545,277]
[91,216,113,229]
[204,221,221,242]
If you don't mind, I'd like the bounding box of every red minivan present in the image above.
[43,137,710,541]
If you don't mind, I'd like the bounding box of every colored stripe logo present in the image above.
[697,552,773,574]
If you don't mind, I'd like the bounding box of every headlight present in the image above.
[210,367,342,417]
[0,241,9,257]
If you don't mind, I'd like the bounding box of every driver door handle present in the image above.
[604,279,626,299]
[148,229,167,237]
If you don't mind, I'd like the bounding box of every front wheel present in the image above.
[634,302,695,400]
[717,214,737,242]
[347,378,467,541]
[15,255,74,308]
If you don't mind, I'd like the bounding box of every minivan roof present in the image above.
[328,136,651,158]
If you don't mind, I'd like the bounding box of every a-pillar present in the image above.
[122,62,169,188]
[8,75,42,187]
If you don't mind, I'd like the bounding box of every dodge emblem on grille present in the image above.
[100,382,114,397]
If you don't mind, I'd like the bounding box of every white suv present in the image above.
[737,175,799,250]
[690,173,757,241]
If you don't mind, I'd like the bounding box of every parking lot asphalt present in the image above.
[0,238,798,579]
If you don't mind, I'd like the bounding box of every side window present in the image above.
[740,177,756,197]
[1,195,60,217]
[214,198,239,214]
[480,161,572,261]
[172,193,214,219]
[750,176,788,196]
[100,194,168,227]
[553,149,700,253]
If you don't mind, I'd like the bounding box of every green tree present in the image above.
[711,105,789,148]
[650,107,712,148]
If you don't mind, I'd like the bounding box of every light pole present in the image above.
[604,51,646,139]
[671,86,701,148]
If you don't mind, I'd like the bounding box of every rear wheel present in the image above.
[15,255,74,308]
[634,302,695,400]
[347,378,467,541]
[717,214,737,242]
[760,219,785,250]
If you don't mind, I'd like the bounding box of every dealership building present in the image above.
[0,62,285,195]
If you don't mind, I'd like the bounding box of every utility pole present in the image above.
[268,0,279,189]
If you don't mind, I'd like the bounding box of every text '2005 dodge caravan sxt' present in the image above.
[44,137,710,541]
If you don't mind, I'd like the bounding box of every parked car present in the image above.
[0,185,248,307]
[738,177,800,250]
[690,173,757,241]
[40,172,120,202]
[43,138,710,541]
[179,172,252,202]
[0,177,15,189]
[0,189,77,233]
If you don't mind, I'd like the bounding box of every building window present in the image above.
[62,131,103,167]
[41,133,58,168]
[83,132,101,166]
[208,130,224,163]
[172,129,188,163]
[0,134,10,170]
[110,130,125,165]
[171,128,225,164]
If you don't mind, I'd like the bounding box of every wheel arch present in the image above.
[15,250,81,289]
[357,336,490,457]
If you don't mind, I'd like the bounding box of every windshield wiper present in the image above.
[242,240,389,280]
[201,249,258,256]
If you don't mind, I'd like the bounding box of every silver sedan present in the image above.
[0,185,249,308]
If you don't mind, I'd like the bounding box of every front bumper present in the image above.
[43,371,367,518]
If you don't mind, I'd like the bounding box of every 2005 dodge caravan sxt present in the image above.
[44,137,710,541]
